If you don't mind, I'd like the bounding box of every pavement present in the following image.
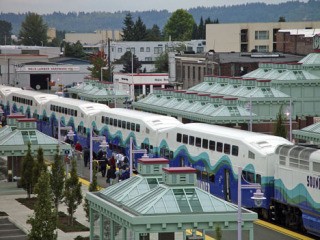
[0,158,112,240]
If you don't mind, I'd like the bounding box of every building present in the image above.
[206,21,320,53]
[65,29,122,45]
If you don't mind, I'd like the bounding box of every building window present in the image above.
[118,48,122,53]
[146,47,150,52]
[255,45,269,52]
[255,31,269,40]
[140,47,144,52]
[145,57,152,61]
[154,47,163,54]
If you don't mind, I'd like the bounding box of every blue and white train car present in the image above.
[0,85,30,115]
[164,123,292,215]
[273,144,320,236]
[94,108,182,158]
[40,97,110,145]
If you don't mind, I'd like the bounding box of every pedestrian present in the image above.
[83,147,90,167]
[100,158,107,177]
[75,141,82,152]
[106,165,117,186]
[119,166,130,181]
[109,155,116,168]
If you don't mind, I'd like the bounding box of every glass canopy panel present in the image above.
[173,189,191,213]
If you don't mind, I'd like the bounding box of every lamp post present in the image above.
[129,137,148,177]
[237,166,265,240]
[285,99,293,142]
[89,129,108,183]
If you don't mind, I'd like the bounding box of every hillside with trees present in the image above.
[0,1,319,35]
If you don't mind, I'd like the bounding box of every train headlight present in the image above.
[251,188,266,207]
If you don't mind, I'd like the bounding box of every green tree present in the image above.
[274,105,287,138]
[215,225,222,240]
[19,12,48,46]
[27,171,57,240]
[0,20,12,45]
[133,16,147,41]
[64,159,82,226]
[32,147,47,189]
[64,41,85,58]
[191,23,199,39]
[50,147,65,213]
[154,52,169,73]
[83,161,99,221]
[121,13,135,41]
[21,143,35,198]
[163,9,195,41]
[145,24,162,41]
[198,17,205,39]
[118,51,142,74]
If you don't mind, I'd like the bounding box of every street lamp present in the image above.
[237,166,265,240]
[89,129,108,183]
[129,137,148,177]
[285,99,293,142]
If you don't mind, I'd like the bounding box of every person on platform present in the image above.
[106,165,117,186]
[74,141,83,152]
[83,147,90,167]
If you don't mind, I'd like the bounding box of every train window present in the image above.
[141,143,145,149]
[183,134,188,144]
[58,106,62,113]
[313,162,320,173]
[232,145,239,156]
[110,118,113,126]
[127,122,130,130]
[122,121,126,128]
[224,144,230,154]
[67,109,71,115]
[136,124,140,132]
[75,110,77,117]
[105,117,109,124]
[131,123,135,131]
[217,142,223,152]
[177,133,182,142]
[209,140,215,151]
[202,139,208,149]
[169,151,173,160]
[248,151,255,159]
[150,145,153,150]
[114,119,117,126]
[101,116,105,123]
[146,128,150,134]
[64,108,68,114]
[83,127,86,134]
[189,136,195,145]
[256,174,261,184]
[196,170,201,179]
[209,174,215,183]
[71,109,74,116]
[196,137,201,147]
[118,119,122,128]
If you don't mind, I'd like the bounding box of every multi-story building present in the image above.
[206,21,320,53]
[65,30,122,45]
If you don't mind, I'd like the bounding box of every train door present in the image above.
[224,169,231,202]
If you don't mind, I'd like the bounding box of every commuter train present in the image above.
[1,85,319,237]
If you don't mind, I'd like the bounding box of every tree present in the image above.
[32,147,47,189]
[64,41,85,58]
[19,12,48,46]
[21,143,35,198]
[27,171,57,240]
[118,51,142,74]
[163,9,195,41]
[191,23,199,39]
[83,161,99,221]
[121,13,135,41]
[133,16,147,41]
[64,159,82,226]
[274,105,287,138]
[198,17,205,39]
[154,52,169,73]
[87,50,113,81]
[50,147,65,213]
[0,20,12,45]
[145,24,162,41]
[278,16,286,22]
[215,225,222,240]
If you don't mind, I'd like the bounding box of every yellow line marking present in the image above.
[255,220,315,240]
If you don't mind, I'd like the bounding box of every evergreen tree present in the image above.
[50,147,65,213]
[32,147,47,189]
[121,13,134,41]
[215,225,222,240]
[154,52,169,73]
[213,18,220,24]
[278,16,286,22]
[191,23,199,39]
[0,20,12,45]
[274,105,287,138]
[64,41,85,58]
[204,17,214,39]
[87,50,113,81]
[19,12,48,46]
[83,161,99,221]
[145,24,162,41]
[119,51,142,74]
[163,9,195,41]
[21,143,35,198]
[198,17,205,39]
[64,159,82,226]
[133,16,147,41]
[27,171,57,240]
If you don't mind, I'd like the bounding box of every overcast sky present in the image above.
[0,0,307,14]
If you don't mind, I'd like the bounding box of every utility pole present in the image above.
[108,38,112,82]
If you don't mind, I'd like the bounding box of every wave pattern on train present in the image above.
[1,85,319,237]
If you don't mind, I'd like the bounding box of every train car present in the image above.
[162,123,292,217]
[0,85,26,115]
[39,97,110,146]
[273,144,320,236]
[94,108,182,159]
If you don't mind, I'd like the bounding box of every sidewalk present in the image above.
[0,181,91,240]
